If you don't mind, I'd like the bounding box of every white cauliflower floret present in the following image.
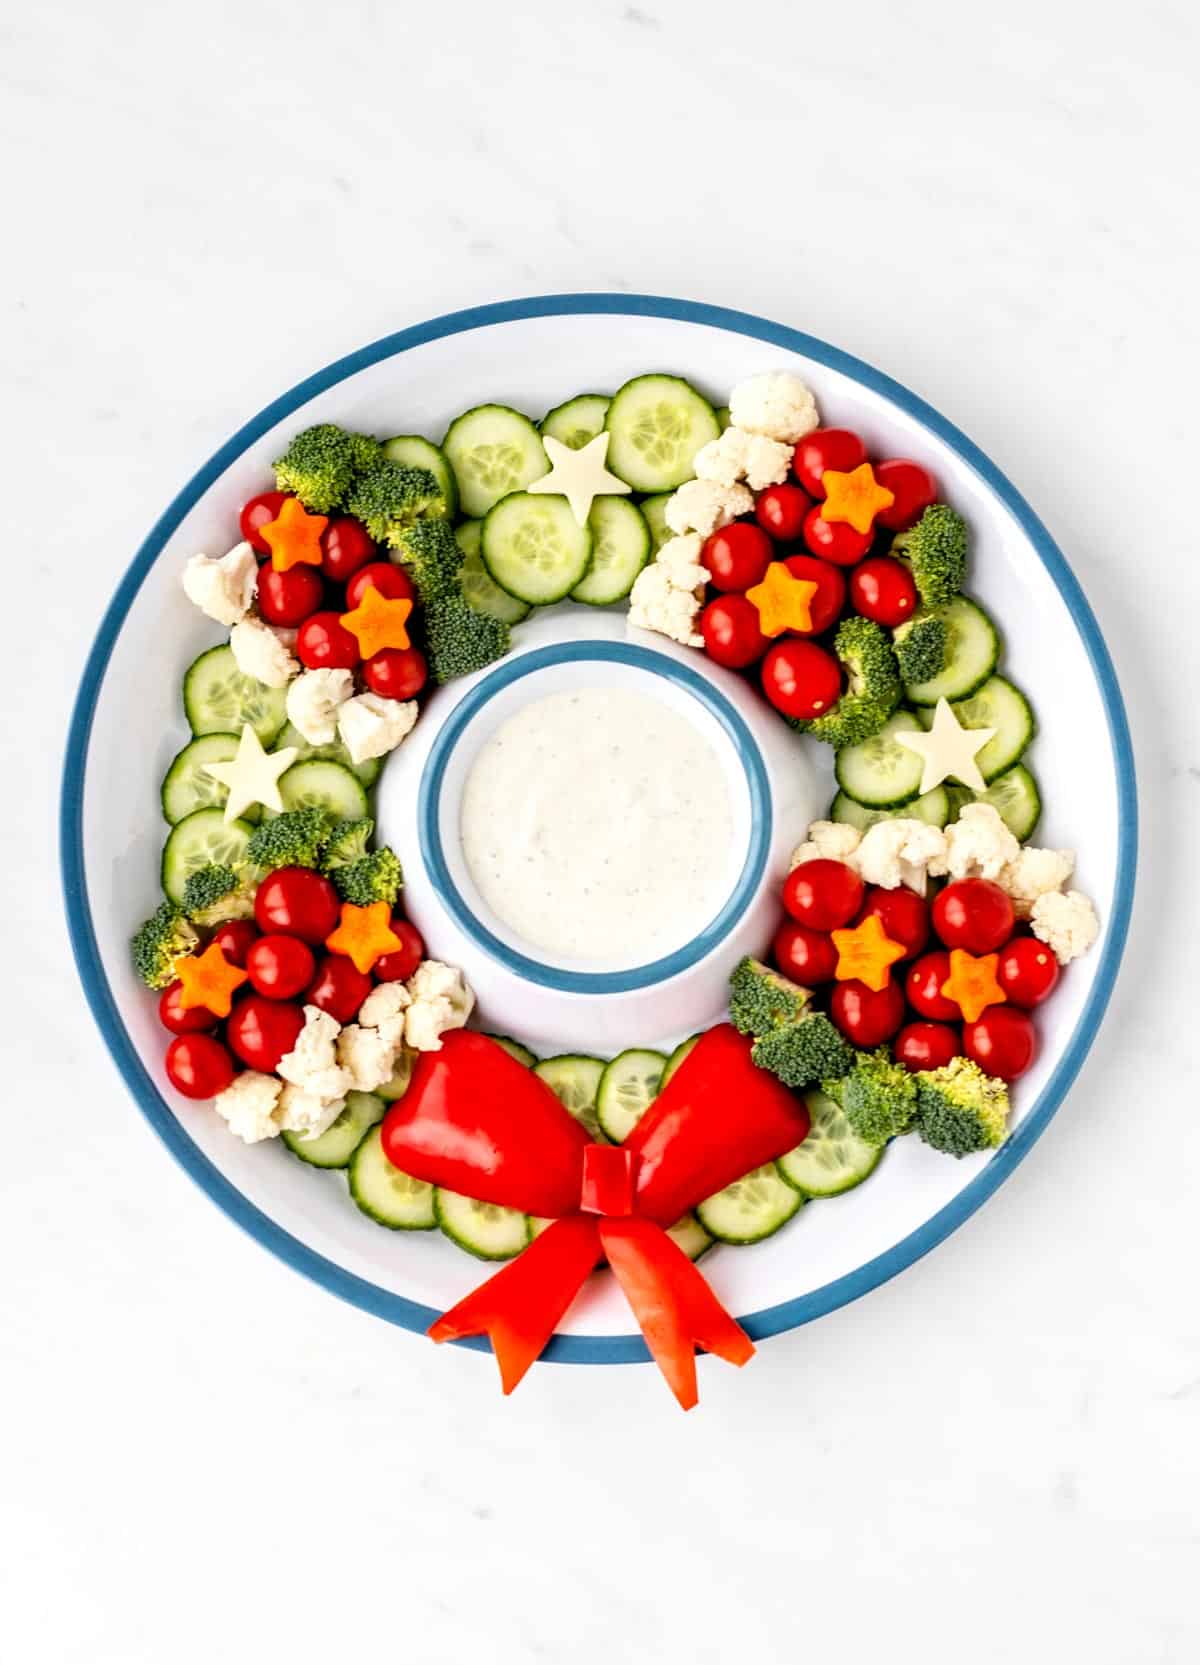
[337,694,418,766]
[655,533,709,591]
[789,821,863,870]
[276,1004,351,1104]
[663,479,754,538]
[229,616,299,689]
[693,426,792,492]
[357,980,412,1047]
[628,563,704,648]
[1031,889,1100,964]
[212,1071,282,1144]
[999,846,1076,919]
[856,819,949,896]
[939,803,1021,881]
[276,1083,345,1142]
[286,668,355,746]
[728,372,820,444]
[405,961,475,1053]
[182,541,258,627]
[337,1023,401,1093]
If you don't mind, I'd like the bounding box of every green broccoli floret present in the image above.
[893,612,947,687]
[131,901,199,990]
[729,956,811,1037]
[751,1014,854,1090]
[838,1048,918,1145]
[244,808,333,876]
[330,846,404,907]
[179,863,256,928]
[423,595,511,685]
[891,504,968,609]
[800,615,901,749]
[914,1056,1010,1157]
[273,424,379,513]
[345,459,447,547]
[321,817,375,871]
[393,517,464,603]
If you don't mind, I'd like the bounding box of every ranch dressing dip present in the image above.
[459,687,736,965]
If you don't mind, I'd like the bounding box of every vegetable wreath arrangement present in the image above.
[132,371,1102,1408]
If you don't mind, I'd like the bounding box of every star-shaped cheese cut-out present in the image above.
[745,563,819,637]
[526,432,631,526]
[894,698,995,794]
[831,913,907,992]
[260,496,328,572]
[339,587,413,658]
[175,943,250,1017]
[325,900,402,974]
[941,949,1007,1024]
[203,724,298,822]
[819,462,895,535]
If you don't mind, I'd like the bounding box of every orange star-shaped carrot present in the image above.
[260,496,328,572]
[325,901,402,975]
[175,942,249,1017]
[831,913,906,992]
[745,562,819,637]
[819,463,896,535]
[941,948,1007,1024]
[339,586,413,658]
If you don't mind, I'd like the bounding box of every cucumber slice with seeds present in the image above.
[349,1126,436,1229]
[604,374,721,492]
[540,393,611,450]
[667,1214,714,1263]
[829,785,950,832]
[487,1034,538,1068]
[640,492,674,554]
[596,1048,666,1143]
[696,1165,804,1245]
[918,675,1036,783]
[902,596,1000,705]
[282,1090,384,1169]
[161,807,254,904]
[571,498,651,606]
[776,1090,883,1199]
[161,732,259,825]
[183,644,287,745]
[434,1189,529,1260]
[534,1055,606,1140]
[382,434,458,517]
[835,709,927,808]
[660,1033,701,1090]
[273,758,369,820]
[481,492,593,605]
[455,520,531,625]
[971,762,1042,840]
[442,404,548,518]
[375,1048,415,1103]
[270,722,381,789]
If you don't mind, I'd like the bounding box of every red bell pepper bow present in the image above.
[380,1024,810,1409]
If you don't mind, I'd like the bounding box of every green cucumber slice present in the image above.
[441,404,548,518]
[487,1035,538,1068]
[829,784,951,832]
[640,492,674,554]
[919,675,1036,783]
[481,492,593,605]
[696,1165,804,1245]
[274,759,369,820]
[902,596,1000,705]
[161,732,258,825]
[970,762,1041,839]
[282,1090,384,1169]
[349,1126,436,1229]
[434,1189,529,1260]
[835,709,927,808]
[455,519,531,625]
[382,434,458,518]
[540,393,611,450]
[571,498,651,606]
[533,1055,606,1140]
[270,722,381,789]
[776,1090,883,1199]
[596,1048,667,1143]
[667,1213,714,1263]
[604,374,721,491]
[660,1033,701,1090]
[160,808,254,904]
[183,644,287,745]
[375,1049,414,1104]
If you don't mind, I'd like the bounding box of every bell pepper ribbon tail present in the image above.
[427,1216,602,1395]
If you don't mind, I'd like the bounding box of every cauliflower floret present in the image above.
[337,693,418,766]
[357,980,412,1048]
[663,478,754,538]
[405,960,474,1053]
[939,803,1021,881]
[728,372,820,444]
[229,616,299,689]
[999,846,1076,919]
[655,532,709,591]
[212,1071,282,1144]
[276,1004,351,1103]
[856,819,949,896]
[276,1083,345,1142]
[628,563,704,648]
[1031,889,1100,964]
[789,820,864,870]
[181,541,258,627]
[693,426,793,492]
[286,668,355,746]
[337,1023,401,1093]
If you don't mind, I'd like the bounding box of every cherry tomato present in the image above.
[226,995,306,1073]
[374,920,426,983]
[320,516,376,583]
[874,459,938,532]
[255,867,341,945]
[773,920,837,986]
[933,879,1015,954]
[345,561,414,610]
[701,595,770,669]
[257,561,324,627]
[830,977,906,1047]
[780,554,845,635]
[801,507,872,567]
[792,429,868,498]
[158,980,218,1035]
[906,951,961,1021]
[996,936,1060,1008]
[783,859,864,930]
[239,490,290,555]
[305,953,373,1024]
[702,521,772,591]
[296,610,361,671]
[364,646,427,701]
[245,933,316,1000]
[165,1033,234,1099]
[894,1020,960,1073]
[762,640,842,721]
[849,555,917,628]
[963,1007,1038,1081]
[857,885,929,960]
[210,919,258,967]
[755,483,812,542]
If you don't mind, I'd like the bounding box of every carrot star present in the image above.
[339,585,413,658]
[325,901,402,975]
[941,948,1007,1024]
[745,562,819,637]
[831,913,906,992]
[819,462,896,535]
[175,942,249,1018]
[260,496,328,572]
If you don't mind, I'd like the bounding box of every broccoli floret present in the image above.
[179,863,256,928]
[893,612,947,687]
[891,504,968,609]
[273,424,379,514]
[838,1048,918,1145]
[345,459,447,547]
[131,901,199,990]
[914,1056,1010,1157]
[330,846,404,907]
[244,808,333,875]
[729,956,811,1037]
[423,595,511,685]
[751,1014,854,1090]
[321,816,375,871]
[800,615,901,749]
[393,517,464,603]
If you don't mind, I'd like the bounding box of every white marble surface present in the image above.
[4,1,1198,1659]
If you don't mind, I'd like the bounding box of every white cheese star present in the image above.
[526,431,631,526]
[203,723,297,823]
[894,698,996,795]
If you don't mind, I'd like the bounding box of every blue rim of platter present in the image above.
[59,293,1138,1367]
[417,639,772,992]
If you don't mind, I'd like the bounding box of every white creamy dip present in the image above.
[459,687,737,965]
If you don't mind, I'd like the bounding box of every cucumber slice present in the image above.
[481,492,593,605]
[660,1033,701,1090]
[270,722,381,789]
[716,405,732,431]
[161,732,259,825]
[375,1048,414,1104]
[696,1165,804,1246]
[604,374,721,492]
[971,762,1042,840]
[441,404,548,518]
[160,807,254,904]
[274,759,369,820]
[382,434,458,518]
[835,709,927,808]
[434,1189,529,1260]
[282,1090,384,1169]
[776,1090,883,1199]
[640,492,674,554]
[596,1048,667,1143]
[455,520,531,625]
[571,498,651,606]
[920,675,1036,783]
[349,1126,436,1229]
[667,1213,714,1263]
[533,1055,606,1139]
[487,1034,538,1068]
[540,393,611,450]
[902,597,1000,705]
[829,784,951,832]
[183,644,287,745]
